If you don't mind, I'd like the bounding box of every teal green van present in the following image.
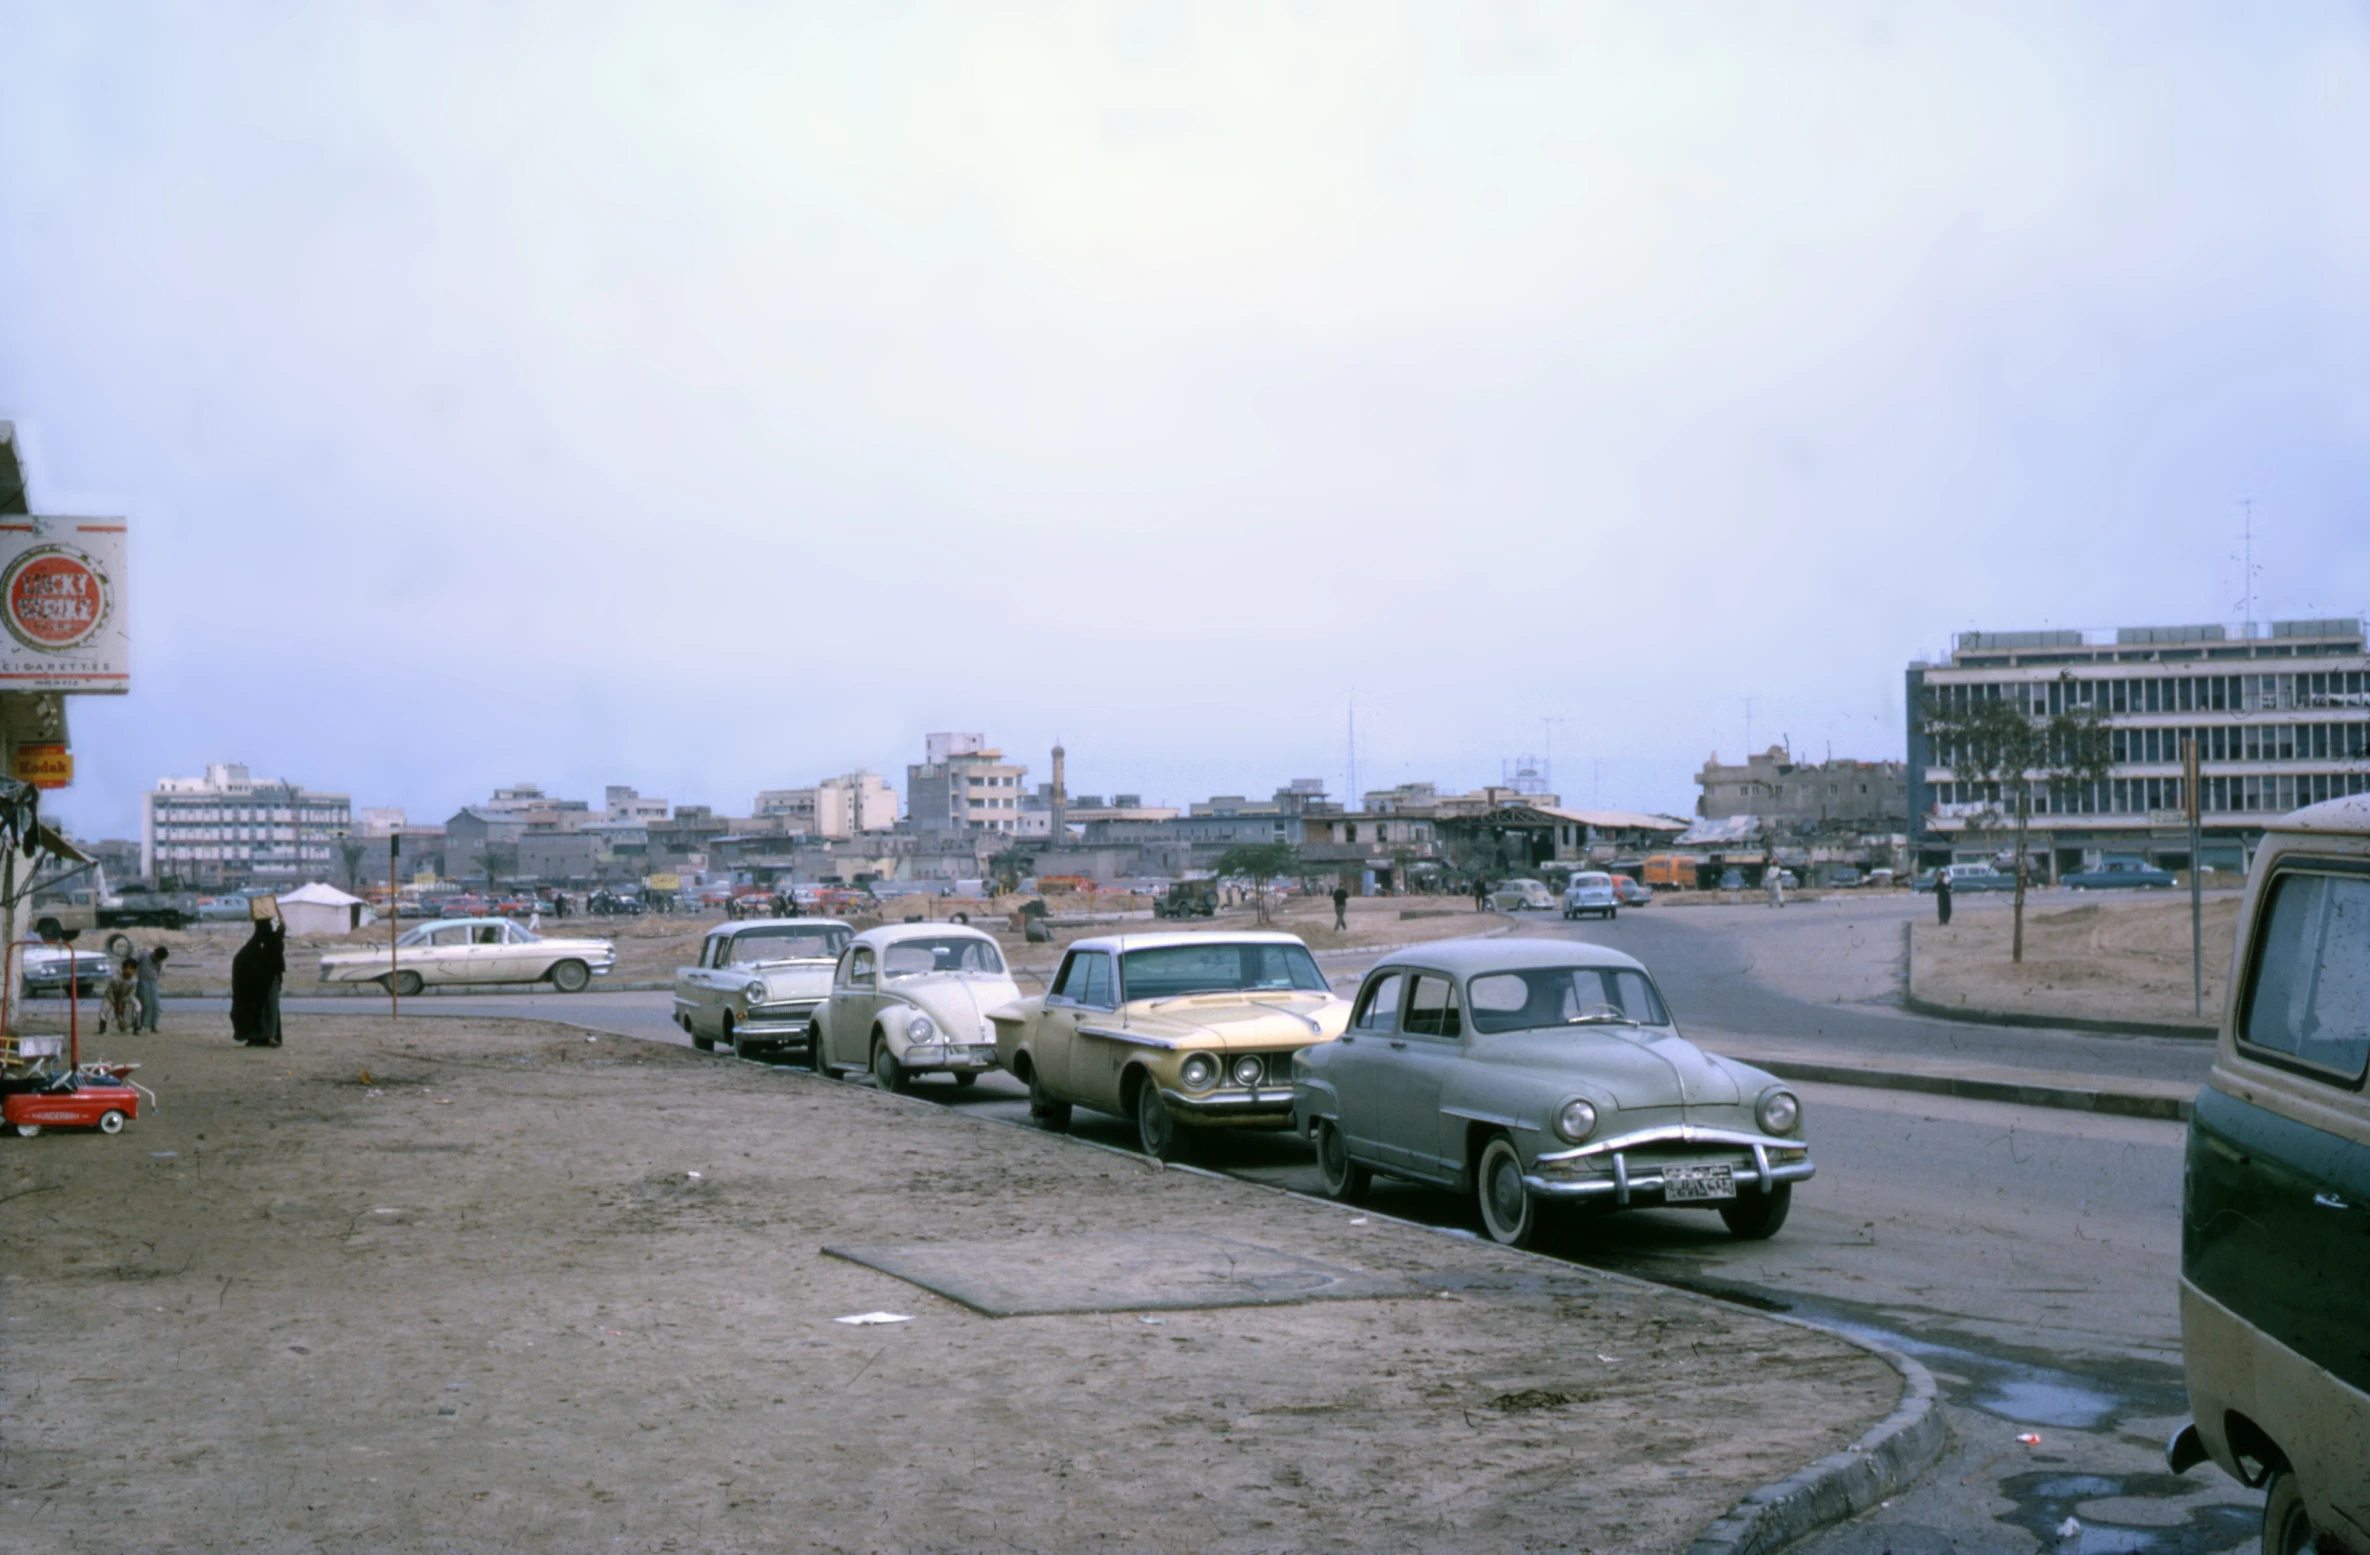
[2170,794,2370,1553]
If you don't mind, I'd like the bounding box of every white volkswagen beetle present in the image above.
[318,917,616,995]
[809,922,1018,1092]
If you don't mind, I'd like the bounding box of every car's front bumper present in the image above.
[1527,1124,1815,1205]
[734,1005,821,1043]
[899,1042,999,1072]
[1158,1087,1299,1129]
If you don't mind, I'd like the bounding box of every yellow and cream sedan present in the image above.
[318,917,616,996]
[990,931,1350,1160]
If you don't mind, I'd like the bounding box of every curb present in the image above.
[1903,921,2217,1041]
[1686,1324,1947,1555]
[1899,992,2216,1042]
[1750,1056,2195,1122]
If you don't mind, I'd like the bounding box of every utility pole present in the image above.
[1346,696,1357,812]
[1542,717,1567,800]
[2239,499,2257,638]
[1744,696,1757,756]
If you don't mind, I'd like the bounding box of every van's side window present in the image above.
[2241,870,2370,1082]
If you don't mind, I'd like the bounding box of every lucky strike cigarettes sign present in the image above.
[0,521,127,692]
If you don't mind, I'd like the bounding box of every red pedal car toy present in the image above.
[2,1048,145,1138]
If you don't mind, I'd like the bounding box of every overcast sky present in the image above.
[4,3,2367,840]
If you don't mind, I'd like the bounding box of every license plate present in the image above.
[1662,1164,1736,1203]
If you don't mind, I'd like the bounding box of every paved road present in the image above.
[150,900,2255,1550]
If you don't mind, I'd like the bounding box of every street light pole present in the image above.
[389,831,401,1020]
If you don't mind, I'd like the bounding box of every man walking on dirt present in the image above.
[1935,869,1954,926]
[1331,883,1349,931]
[1473,877,1489,912]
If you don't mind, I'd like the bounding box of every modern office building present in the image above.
[141,763,354,886]
[1907,619,2370,874]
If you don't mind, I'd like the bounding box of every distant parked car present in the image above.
[1864,868,1896,888]
[20,944,112,998]
[317,918,616,995]
[2064,858,2176,891]
[1489,880,1558,912]
[1914,864,2014,893]
[196,896,252,922]
[1610,876,1653,908]
[1718,869,1746,891]
[1561,872,1619,920]
[1828,867,1864,888]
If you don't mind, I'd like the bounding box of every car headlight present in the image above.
[907,1013,937,1043]
[743,980,768,1003]
[1757,1089,1800,1135]
[1232,1055,1265,1088]
[1555,1099,1598,1143]
[1180,1053,1219,1091]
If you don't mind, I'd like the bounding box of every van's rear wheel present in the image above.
[2263,1472,2314,1555]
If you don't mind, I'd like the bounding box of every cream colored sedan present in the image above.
[318,917,617,996]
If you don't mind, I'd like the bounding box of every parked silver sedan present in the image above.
[674,918,853,1059]
[1291,938,1814,1247]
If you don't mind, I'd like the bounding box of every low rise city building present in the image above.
[1695,747,1908,828]
[905,733,1027,837]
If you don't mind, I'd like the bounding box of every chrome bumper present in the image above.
[901,1043,999,1070]
[1527,1124,1815,1205]
[1159,1087,1297,1121]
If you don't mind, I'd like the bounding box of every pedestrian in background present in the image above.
[1473,877,1489,912]
[135,944,169,1031]
[101,957,140,1034]
[1766,867,1785,909]
[1935,869,1954,926]
[1332,883,1349,931]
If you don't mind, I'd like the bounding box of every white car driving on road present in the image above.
[318,917,616,996]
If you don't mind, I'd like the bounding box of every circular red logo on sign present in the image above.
[2,546,111,651]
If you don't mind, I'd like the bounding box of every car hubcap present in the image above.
[1491,1160,1524,1224]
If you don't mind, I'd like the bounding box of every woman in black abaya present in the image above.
[229,913,286,1046]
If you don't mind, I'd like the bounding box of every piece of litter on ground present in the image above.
[1138,1316,1164,1325]
[1348,1217,1368,1225]
[373,1208,398,1215]
[2016,1432,2043,1446]
[686,1171,702,1179]
[433,1098,452,1106]
[1597,1354,1619,1364]
[150,1151,177,1158]
[586,1035,597,1042]
[2055,1517,2081,1541]
[834,1311,914,1326]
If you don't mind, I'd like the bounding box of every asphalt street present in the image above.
[148,896,2256,1552]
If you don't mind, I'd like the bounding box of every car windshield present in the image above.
[882,936,1005,977]
[724,926,849,965]
[1120,942,1328,999]
[1466,966,1671,1033]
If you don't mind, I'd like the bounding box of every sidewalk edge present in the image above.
[1752,1057,2194,1122]
[1685,1325,1946,1555]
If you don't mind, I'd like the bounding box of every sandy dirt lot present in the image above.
[1912,892,2244,1027]
[1,1012,1898,1553]
[134,895,1515,998]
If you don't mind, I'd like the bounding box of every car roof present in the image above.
[1369,935,1650,978]
[706,918,852,937]
[1061,929,1314,955]
[412,917,520,931]
[2267,793,2370,836]
[851,921,1001,948]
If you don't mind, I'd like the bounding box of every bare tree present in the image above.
[1921,674,2114,963]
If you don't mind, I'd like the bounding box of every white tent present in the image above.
[277,881,374,937]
